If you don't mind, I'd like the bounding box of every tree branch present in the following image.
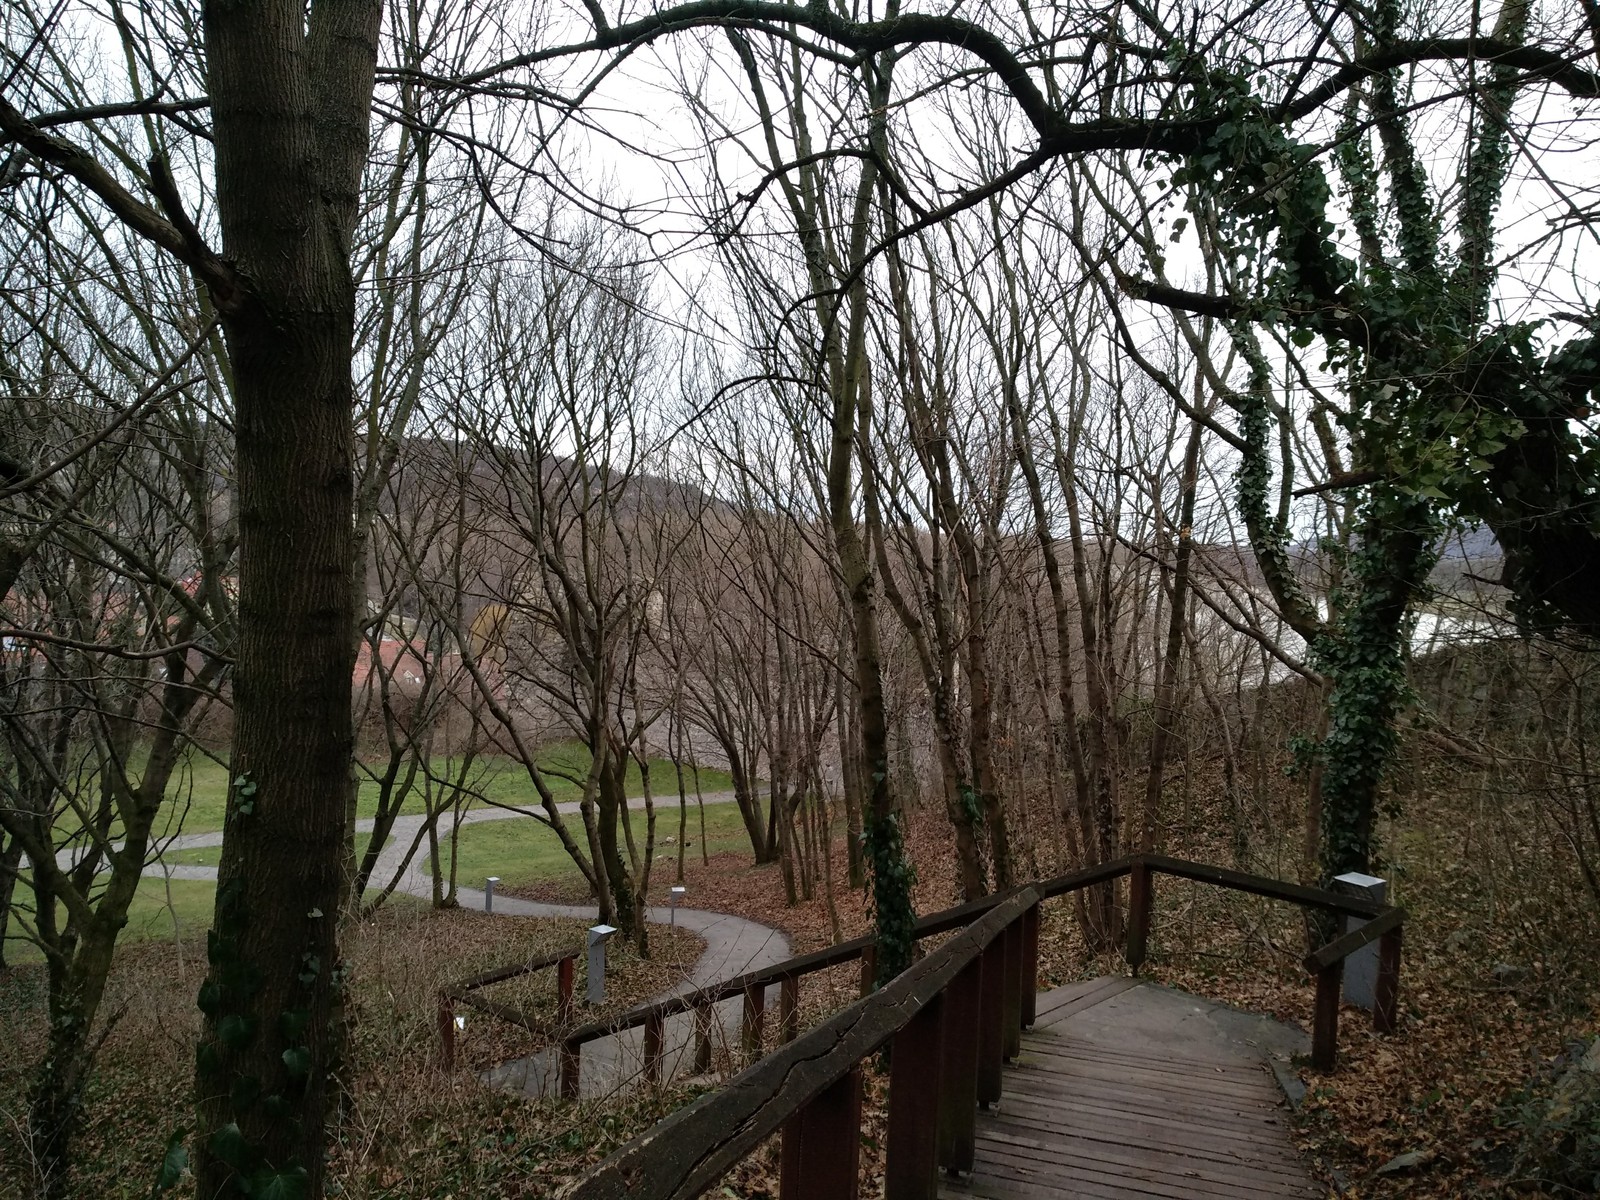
[0,94,241,307]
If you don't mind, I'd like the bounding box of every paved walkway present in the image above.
[941,976,1317,1199]
[51,792,791,1101]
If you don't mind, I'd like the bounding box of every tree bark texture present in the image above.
[193,2,380,1196]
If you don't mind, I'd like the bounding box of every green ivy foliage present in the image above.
[862,805,917,985]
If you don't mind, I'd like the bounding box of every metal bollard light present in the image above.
[1332,872,1388,1011]
[485,876,500,914]
[669,885,687,927]
[586,924,618,1005]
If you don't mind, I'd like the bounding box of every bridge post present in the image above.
[557,955,575,1024]
[1021,903,1040,1027]
[886,992,944,1199]
[1002,917,1023,1061]
[977,938,1005,1106]
[742,983,766,1064]
[779,976,800,1044]
[1312,959,1344,1072]
[693,1003,713,1074]
[780,1065,863,1200]
[559,1037,581,1099]
[937,957,981,1174]
[1374,924,1403,1034]
[437,993,456,1072]
[643,1012,664,1088]
[1126,859,1152,975]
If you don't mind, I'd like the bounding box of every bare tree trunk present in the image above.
[1141,414,1204,851]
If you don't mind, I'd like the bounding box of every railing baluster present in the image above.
[1022,902,1040,1028]
[780,975,799,1044]
[1126,858,1152,975]
[938,957,981,1175]
[1373,924,1402,1034]
[742,983,766,1064]
[1312,959,1343,1072]
[559,1038,581,1099]
[557,955,575,1024]
[438,993,456,1072]
[1002,915,1023,1061]
[693,1002,713,1074]
[643,1012,664,1087]
[886,993,944,1199]
[860,942,877,997]
[779,1065,863,1200]
[977,937,1005,1107]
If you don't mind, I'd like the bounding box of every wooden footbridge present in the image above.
[518,855,1403,1199]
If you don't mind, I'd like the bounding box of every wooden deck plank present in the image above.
[979,1092,1308,1170]
[939,987,1319,1200]
[1031,976,1136,1028]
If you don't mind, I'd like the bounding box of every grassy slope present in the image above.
[433,795,759,890]
[9,744,741,964]
[142,742,736,839]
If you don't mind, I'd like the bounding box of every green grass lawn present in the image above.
[431,797,759,891]
[2,875,217,967]
[54,742,737,843]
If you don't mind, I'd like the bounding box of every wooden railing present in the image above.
[547,854,1405,1200]
[448,854,1402,1113]
[564,888,1043,1200]
[543,857,1125,1099]
[437,945,576,1072]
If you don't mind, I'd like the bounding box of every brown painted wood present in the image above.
[1002,919,1023,1061]
[1303,905,1406,972]
[569,890,1041,1200]
[1312,960,1343,1072]
[977,941,1005,1106]
[1374,923,1402,1033]
[1141,853,1385,916]
[742,983,766,1064]
[938,957,982,1175]
[780,1066,863,1200]
[886,994,944,1200]
[1125,860,1152,975]
[557,954,575,1023]
[1033,856,1137,900]
[437,994,455,1071]
[780,975,800,1044]
[644,1013,664,1087]
[693,1004,712,1075]
[1021,903,1039,1028]
[559,1038,580,1100]
[860,942,878,997]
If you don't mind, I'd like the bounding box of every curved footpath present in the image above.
[54,793,793,1099]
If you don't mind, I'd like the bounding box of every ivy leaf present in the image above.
[282,1046,312,1080]
[218,1014,255,1048]
[248,1166,308,1200]
[207,1122,253,1172]
[149,1128,188,1198]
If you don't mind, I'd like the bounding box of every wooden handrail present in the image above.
[562,889,1041,1200]
[1142,854,1387,917]
[557,857,1137,1055]
[1303,905,1406,973]
[458,852,1404,1093]
[548,851,1409,1194]
[444,945,581,997]
[438,946,577,1071]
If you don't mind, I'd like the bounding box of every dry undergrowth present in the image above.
[4,762,1595,1199]
[0,903,704,1199]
